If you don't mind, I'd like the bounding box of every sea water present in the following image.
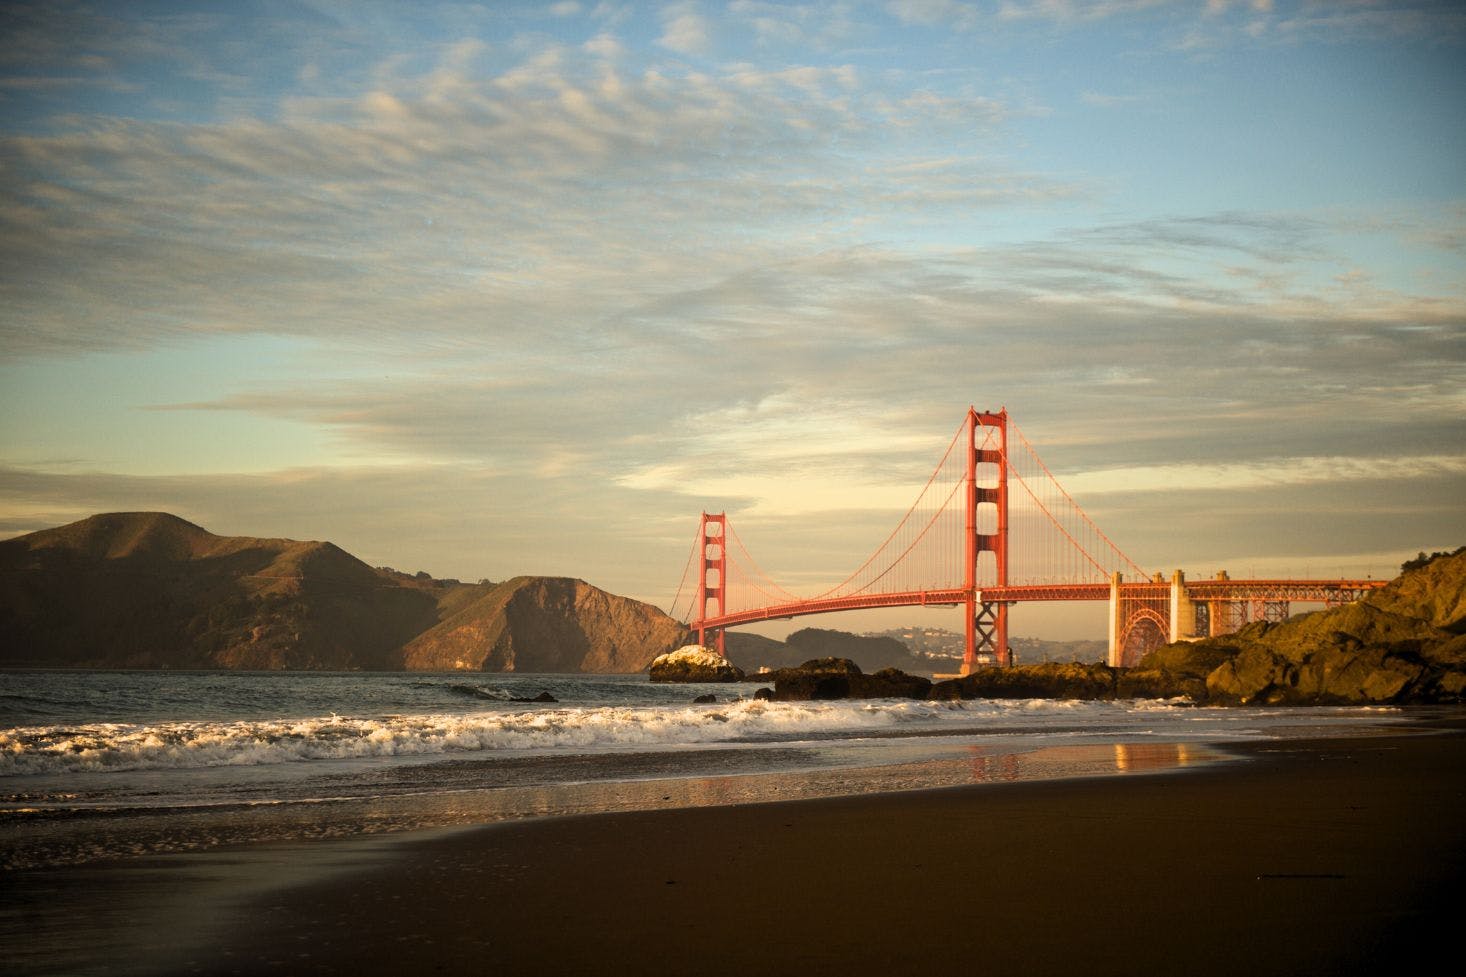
[0,669,1411,869]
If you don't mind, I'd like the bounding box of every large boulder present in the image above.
[768,657,863,700]
[1118,642,1235,700]
[931,661,1119,701]
[768,658,933,700]
[1205,641,1434,705]
[649,645,745,683]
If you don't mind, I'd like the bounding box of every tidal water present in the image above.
[0,669,1412,869]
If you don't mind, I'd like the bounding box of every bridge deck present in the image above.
[693,579,1387,632]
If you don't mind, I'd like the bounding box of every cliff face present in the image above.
[1,514,687,672]
[400,576,690,673]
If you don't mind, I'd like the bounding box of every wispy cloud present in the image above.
[1061,454,1466,496]
[658,4,712,55]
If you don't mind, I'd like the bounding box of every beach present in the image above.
[6,713,1463,977]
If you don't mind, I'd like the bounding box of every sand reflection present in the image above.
[961,741,1212,783]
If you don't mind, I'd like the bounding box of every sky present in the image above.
[1,0,1463,640]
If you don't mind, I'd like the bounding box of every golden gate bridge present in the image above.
[671,407,1384,672]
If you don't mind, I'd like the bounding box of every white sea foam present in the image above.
[0,697,1152,777]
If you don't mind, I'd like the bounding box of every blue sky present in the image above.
[2,1,1463,639]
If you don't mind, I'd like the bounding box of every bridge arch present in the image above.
[1118,609,1167,668]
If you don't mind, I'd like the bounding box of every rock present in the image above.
[773,671,852,700]
[648,645,745,683]
[1372,547,1466,632]
[793,657,864,674]
[855,667,933,700]
[1115,667,1202,700]
[692,693,717,703]
[753,687,773,701]
[932,661,1119,701]
[510,691,558,703]
[1205,641,1432,706]
[1206,645,1294,704]
[768,659,932,700]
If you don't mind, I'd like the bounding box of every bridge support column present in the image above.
[966,598,1007,674]
[1208,570,1229,638]
[1107,571,1122,667]
[1170,569,1197,642]
[694,512,727,657]
[963,407,1009,672]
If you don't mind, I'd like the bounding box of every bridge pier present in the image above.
[1107,572,1121,666]
[694,512,727,657]
[1170,570,1197,643]
[960,597,1008,674]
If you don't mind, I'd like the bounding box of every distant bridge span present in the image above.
[672,408,1385,671]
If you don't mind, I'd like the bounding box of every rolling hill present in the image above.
[0,513,687,671]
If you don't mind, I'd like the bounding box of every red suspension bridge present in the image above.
[671,407,1384,673]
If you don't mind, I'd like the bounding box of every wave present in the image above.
[0,698,1134,777]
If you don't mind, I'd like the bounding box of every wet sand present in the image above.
[7,718,1465,977]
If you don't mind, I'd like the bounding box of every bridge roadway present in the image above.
[695,579,1387,633]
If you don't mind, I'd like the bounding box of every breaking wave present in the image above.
[0,697,1117,777]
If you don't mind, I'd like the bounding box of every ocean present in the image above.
[0,669,1414,870]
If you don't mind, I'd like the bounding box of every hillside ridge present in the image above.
[0,513,687,672]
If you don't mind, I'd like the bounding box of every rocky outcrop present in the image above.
[1114,642,1236,701]
[768,658,933,700]
[648,645,745,683]
[402,576,690,673]
[931,661,1119,701]
[1141,548,1466,705]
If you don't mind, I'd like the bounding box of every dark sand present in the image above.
[7,719,1465,977]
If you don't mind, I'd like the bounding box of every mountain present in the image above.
[0,512,459,669]
[400,576,689,673]
[0,513,687,672]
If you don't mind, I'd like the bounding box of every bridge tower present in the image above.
[964,408,1009,672]
[694,511,727,656]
